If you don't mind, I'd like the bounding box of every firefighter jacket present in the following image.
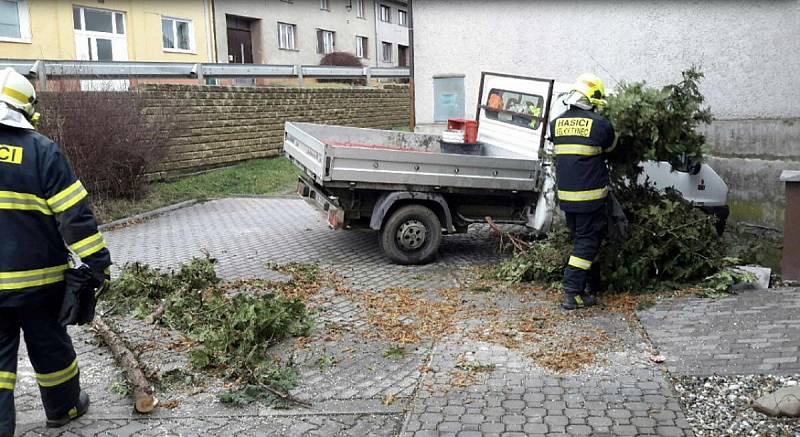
[550,106,616,213]
[0,125,111,308]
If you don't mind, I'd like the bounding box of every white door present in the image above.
[476,73,554,160]
[73,6,129,91]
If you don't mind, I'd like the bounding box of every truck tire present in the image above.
[380,204,443,265]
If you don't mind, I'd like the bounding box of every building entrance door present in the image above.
[226,15,254,64]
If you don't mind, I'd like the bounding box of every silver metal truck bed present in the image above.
[284,122,542,192]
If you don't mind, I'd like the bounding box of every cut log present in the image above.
[92,316,158,413]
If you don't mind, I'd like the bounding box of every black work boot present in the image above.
[46,390,90,428]
[561,292,598,310]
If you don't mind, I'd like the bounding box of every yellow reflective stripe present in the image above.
[568,255,593,270]
[0,371,15,390]
[0,190,52,215]
[0,264,68,291]
[558,187,608,202]
[47,180,88,214]
[70,232,106,258]
[554,144,602,156]
[36,359,79,388]
[2,86,29,105]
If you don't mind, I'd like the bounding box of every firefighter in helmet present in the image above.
[551,73,616,310]
[0,68,111,435]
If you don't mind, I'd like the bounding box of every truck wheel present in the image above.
[380,204,443,265]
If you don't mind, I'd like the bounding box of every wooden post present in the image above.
[781,170,800,281]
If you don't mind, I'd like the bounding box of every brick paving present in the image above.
[9,197,799,436]
[638,289,800,376]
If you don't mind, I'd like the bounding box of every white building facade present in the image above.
[411,0,800,228]
[374,0,409,67]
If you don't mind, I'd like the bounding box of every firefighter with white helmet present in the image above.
[0,68,111,435]
[551,73,616,310]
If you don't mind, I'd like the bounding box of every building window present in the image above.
[380,5,391,23]
[73,6,125,35]
[0,0,30,42]
[317,29,335,54]
[278,22,296,50]
[398,10,408,27]
[73,6,127,62]
[382,41,392,62]
[162,17,194,52]
[320,0,329,11]
[356,0,365,18]
[355,36,368,59]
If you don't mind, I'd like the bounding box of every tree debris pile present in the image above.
[104,256,314,405]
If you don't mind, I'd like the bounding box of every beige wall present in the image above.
[0,0,214,62]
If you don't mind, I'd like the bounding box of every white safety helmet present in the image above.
[0,67,37,130]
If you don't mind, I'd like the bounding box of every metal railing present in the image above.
[0,59,411,90]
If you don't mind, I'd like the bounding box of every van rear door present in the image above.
[476,72,554,160]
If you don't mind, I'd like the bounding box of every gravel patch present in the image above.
[674,374,800,436]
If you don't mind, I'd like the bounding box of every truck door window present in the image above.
[483,88,544,130]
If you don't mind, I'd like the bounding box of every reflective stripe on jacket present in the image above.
[0,126,111,307]
[550,107,616,213]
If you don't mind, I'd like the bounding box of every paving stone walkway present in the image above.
[10,197,800,436]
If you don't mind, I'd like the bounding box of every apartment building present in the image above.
[0,0,215,62]
[213,0,378,66]
[374,0,408,67]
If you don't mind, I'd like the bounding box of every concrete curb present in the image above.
[99,199,200,231]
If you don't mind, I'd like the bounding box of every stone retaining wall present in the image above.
[135,84,410,179]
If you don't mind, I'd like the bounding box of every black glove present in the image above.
[58,265,106,326]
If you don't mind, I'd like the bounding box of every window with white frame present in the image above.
[317,29,335,54]
[278,22,296,50]
[398,10,407,27]
[355,36,368,59]
[380,5,391,23]
[320,0,329,11]
[381,41,392,62]
[162,17,194,52]
[356,0,365,18]
[0,0,30,42]
[72,6,127,62]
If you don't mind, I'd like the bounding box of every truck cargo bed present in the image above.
[284,122,543,192]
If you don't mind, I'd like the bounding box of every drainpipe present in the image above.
[373,1,379,68]
[407,0,415,131]
[203,0,216,63]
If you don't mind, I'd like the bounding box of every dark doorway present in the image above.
[226,15,254,64]
[398,45,409,67]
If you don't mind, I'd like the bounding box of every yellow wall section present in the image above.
[0,0,213,62]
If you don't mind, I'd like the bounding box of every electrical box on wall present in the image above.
[433,74,465,122]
